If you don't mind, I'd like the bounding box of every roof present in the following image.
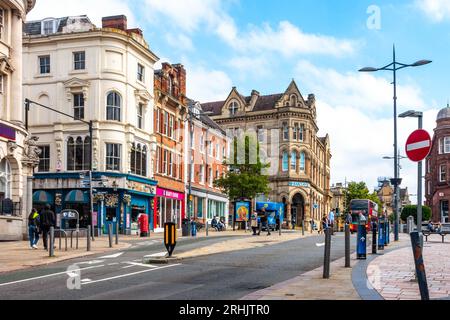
[187,99,226,135]
[437,105,450,121]
[24,16,93,36]
[202,93,284,116]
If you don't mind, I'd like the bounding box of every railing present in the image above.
[0,200,22,217]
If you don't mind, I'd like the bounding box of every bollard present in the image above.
[108,224,113,248]
[410,231,430,300]
[206,221,209,236]
[386,222,390,245]
[302,219,305,236]
[384,220,388,246]
[345,224,351,268]
[357,221,367,260]
[378,218,385,251]
[372,222,377,255]
[115,222,119,245]
[49,227,55,257]
[87,225,91,252]
[323,228,332,278]
[279,220,282,236]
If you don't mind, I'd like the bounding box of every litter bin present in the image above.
[182,219,190,237]
[357,214,367,260]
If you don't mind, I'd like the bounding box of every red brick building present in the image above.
[153,63,187,231]
[425,105,450,223]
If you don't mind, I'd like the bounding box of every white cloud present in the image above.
[27,0,136,26]
[297,61,437,202]
[166,34,194,52]
[187,66,233,102]
[416,0,450,22]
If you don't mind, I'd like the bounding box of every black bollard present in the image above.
[87,225,91,252]
[49,227,55,257]
[410,231,430,300]
[206,221,209,237]
[108,224,113,248]
[323,228,332,278]
[345,224,351,268]
[372,223,377,255]
[115,223,119,245]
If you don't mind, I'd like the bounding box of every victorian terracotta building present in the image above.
[425,105,450,223]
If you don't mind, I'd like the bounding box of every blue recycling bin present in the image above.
[386,222,390,244]
[357,217,367,260]
[191,221,197,237]
[378,217,385,250]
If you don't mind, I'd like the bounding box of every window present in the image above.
[200,133,205,153]
[0,75,3,94]
[445,137,450,154]
[209,167,213,186]
[137,104,144,129]
[137,63,145,82]
[300,152,306,172]
[229,101,239,116]
[0,10,4,39]
[38,146,50,172]
[163,112,169,135]
[257,125,264,143]
[39,56,51,74]
[131,144,147,176]
[162,150,168,175]
[168,115,174,138]
[0,158,11,199]
[67,137,90,171]
[293,124,298,140]
[283,123,289,141]
[73,51,85,70]
[73,93,84,120]
[106,92,121,121]
[216,144,220,159]
[299,124,305,141]
[291,151,297,171]
[42,20,55,35]
[440,164,446,182]
[199,165,204,184]
[427,159,431,174]
[155,109,160,134]
[282,152,289,172]
[179,155,183,180]
[427,181,431,196]
[168,152,173,177]
[106,143,121,171]
[208,141,213,156]
[155,146,161,174]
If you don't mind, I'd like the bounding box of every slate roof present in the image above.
[186,99,225,135]
[24,16,92,36]
[202,93,284,116]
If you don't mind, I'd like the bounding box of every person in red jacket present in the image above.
[138,213,149,237]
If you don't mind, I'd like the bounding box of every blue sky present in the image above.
[28,0,450,203]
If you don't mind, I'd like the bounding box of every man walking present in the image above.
[40,204,56,251]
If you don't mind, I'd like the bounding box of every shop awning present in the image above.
[33,191,54,204]
[65,190,89,203]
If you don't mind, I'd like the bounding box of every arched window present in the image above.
[130,143,147,177]
[106,92,121,121]
[300,152,306,172]
[290,94,297,107]
[67,136,90,171]
[0,158,12,199]
[283,123,289,141]
[291,151,297,171]
[229,101,239,116]
[282,152,289,172]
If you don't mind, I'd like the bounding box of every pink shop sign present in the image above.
[156,188,185,200]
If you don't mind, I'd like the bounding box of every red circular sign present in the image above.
[405,129,432,162]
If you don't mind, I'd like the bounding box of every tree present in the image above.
[344,182,371,213]
[400,205,432,224]
[214,135,271,201]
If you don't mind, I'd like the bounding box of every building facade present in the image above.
[425,105,450,223]
[202,81,332,228]
[330,183,347,216]
[186,101,229,225]
[153,63,187,232]
[23,15,159,235]
[377,178,411,217]
[0,0,36,241]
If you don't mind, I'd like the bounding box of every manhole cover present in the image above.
[285,293,295,297]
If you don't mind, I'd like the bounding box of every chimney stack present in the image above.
[102,15,127,31]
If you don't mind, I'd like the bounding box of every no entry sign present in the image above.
[405,129,432,162]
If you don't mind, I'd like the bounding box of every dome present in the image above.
[437,105,450,121]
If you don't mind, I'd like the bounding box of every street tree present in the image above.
[400,205,432,224]
[344,182,382,213]
[214,135,271,201]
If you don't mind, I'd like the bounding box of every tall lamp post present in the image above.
[359,46,431,241]
[399,110,424,231]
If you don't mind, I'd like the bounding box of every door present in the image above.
[441,200,449,223]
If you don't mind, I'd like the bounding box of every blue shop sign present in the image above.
[289,181,310,188]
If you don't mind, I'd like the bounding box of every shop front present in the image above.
[190,187,229,224]
[154,188,185,232]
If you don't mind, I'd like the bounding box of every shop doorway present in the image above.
[292,193,305,227]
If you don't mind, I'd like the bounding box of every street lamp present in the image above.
[399,110,424,232]
[359,46,431,241]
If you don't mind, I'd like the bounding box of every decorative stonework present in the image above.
[22,136,41,168]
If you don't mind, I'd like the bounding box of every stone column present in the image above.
[286,202,292,228]
[10,10,24,126]
[23,176,33,239]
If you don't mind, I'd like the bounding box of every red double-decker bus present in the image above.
[349,199,378,233]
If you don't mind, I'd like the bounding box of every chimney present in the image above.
[249,90,260,109]
[102,15,127,31]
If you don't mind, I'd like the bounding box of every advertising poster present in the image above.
[235,202,250,222]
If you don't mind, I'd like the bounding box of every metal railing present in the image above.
[0,200,21,217]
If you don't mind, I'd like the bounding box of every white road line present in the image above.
[107,263,119,266]
[0,265,105,287]
[81,279,92,283]
[144,252,167,258]
[124,262,158,268]
[100,252,124,259]
[81,264,181,286]
[121,265,135,269]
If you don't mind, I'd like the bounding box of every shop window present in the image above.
[0,158,11,200]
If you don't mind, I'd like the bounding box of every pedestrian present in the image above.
[329,210,335,235]
[310,218,315,234]
[28,208,40,249]
[345,212,353,225]
[320,214,329,234]
[251,211,259,235]
[40,204,56,251]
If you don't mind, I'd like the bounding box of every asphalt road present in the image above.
[0,232,356,300]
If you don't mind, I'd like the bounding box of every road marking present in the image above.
[100,252,124,259]
[107,263,119,266]
[123,262,158,268]
[144,252,167,258]
[78,260,105,265]
[0,265,105,287]
[316,243,325,247]
[81,279,92,283]
[121,265,135,269]
[81,264,181,286]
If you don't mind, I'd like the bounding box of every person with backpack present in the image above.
[40,204,56,251]
[28,208,40,249]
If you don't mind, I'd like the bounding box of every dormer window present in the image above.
[229,101,239,116]
[42,19,56,35]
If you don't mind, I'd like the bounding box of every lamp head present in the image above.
[411,60,432,67]
[359,67,378,72]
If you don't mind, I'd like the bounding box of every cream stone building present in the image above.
[23,15,160,235]
[0,0,36,240]
[202,81,332,228]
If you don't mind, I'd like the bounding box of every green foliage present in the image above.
[344,182,371,213]
[213,135,271,201]
[400,205,432,224]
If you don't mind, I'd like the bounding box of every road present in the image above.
[0,232,356,300]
